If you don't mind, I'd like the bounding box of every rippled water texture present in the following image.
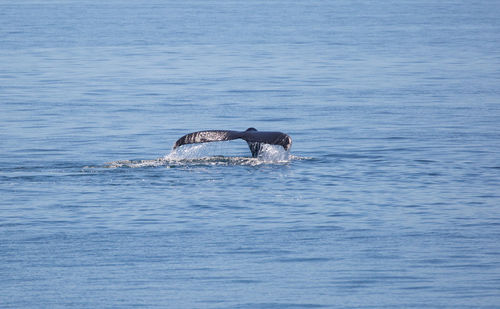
[1,1,500,308]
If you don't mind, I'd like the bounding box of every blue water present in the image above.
[1,1,500,308]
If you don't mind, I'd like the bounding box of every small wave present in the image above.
[104,143,303,168]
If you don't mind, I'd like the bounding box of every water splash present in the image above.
[105,143,294,168]
[256,143,291,162]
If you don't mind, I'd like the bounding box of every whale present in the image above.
[173,128,292,158]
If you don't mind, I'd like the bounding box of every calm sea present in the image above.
[1,1,500,308]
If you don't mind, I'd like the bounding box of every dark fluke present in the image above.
[173,128,292,158]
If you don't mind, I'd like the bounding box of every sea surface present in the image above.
[1,1,500,308]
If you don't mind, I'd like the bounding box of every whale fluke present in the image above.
[173,128,292,157]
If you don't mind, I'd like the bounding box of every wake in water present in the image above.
[105,143,297,168]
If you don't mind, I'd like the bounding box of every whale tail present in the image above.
[173,128,292,158]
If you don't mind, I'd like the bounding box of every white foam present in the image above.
[104,143,294,168]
